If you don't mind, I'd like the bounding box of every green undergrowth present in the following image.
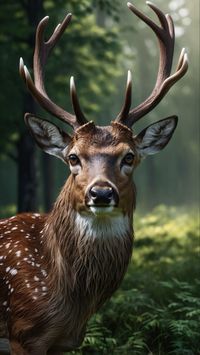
[70,205,200,355]
[0,204,16,219]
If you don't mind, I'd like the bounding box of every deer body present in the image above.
[0,125,134,354]
[0,210,132,352]
[0,2,188,354]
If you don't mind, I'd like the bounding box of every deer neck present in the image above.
[43,176,134,302]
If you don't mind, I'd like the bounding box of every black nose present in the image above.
[89,185,114,206]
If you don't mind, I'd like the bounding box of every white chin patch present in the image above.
[89,206,115,216]
[74,211,130,240]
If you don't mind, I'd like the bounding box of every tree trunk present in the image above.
[42,154,55,212]
[17,0,44,213]
[17,132,37,213]
[17,91,38,213]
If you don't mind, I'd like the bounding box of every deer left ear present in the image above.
[135,116,178,158]
[24,114,72,161]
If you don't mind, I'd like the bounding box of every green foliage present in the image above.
[69,206,199,354]
[0,0,123,209]
[0,204,16,219]
[0,0,122,157]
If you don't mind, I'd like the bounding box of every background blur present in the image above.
[0,0,199,215]
[0,1,199,353]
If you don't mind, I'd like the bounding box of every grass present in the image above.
[70,205,200,354]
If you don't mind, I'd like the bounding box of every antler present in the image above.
[19,14,87,130]
[116,1,188,127]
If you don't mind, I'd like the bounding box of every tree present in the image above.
[0,0,122,212]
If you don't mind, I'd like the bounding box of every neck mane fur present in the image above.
[42,178,133,309]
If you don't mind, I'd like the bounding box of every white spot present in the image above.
[10,268,18,276]
[41,269,47,277]
[34,276,39,281]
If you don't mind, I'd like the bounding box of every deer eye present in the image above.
[68,154,80,166]
[122,152,135,166]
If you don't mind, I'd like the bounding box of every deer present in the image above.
[0,2,188,354]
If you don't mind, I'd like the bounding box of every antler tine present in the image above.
[70,77,88,125]
[166,12,175,39]
[19,57,76,128]
[161,49,188,90]
[116,70,132,122]
[19,14,87,130]
[146,1,170,31]
[116,2,188,128]
[176,47,187,71]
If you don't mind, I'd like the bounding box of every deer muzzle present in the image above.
[85,180,119,214]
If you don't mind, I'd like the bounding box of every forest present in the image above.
[0,0,199,354]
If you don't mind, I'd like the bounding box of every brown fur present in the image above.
[0,125,135,354]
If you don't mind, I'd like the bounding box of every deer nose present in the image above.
[89,185,114,206]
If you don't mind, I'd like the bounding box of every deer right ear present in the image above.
[25,114,71,160]
[135,116,178,158]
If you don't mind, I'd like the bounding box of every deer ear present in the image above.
[135,116,178,158]
[25,114,71,160]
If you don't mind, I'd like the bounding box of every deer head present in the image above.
[19,2,188,220]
